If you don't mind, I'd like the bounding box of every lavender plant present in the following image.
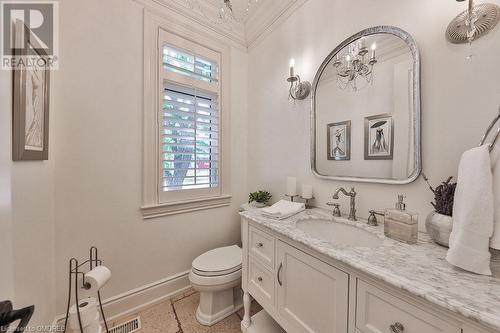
[422,173,457,217]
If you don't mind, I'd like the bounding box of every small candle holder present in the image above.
[285,194,299,202]
[300,196,315,209]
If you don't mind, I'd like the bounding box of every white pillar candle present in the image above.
[302,184,313,199]
[359,37,366,50]
[286,177,297,196]
[371,42,376,59]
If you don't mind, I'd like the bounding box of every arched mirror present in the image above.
[311,26,421,184]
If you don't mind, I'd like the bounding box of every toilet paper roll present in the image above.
[84,266,111,291]
[69,297,98,330]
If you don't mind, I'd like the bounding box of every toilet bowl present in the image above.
[189,245,243,326]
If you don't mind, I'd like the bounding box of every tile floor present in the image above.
[109,288,262,333]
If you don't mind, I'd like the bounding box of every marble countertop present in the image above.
[240,208,500,331]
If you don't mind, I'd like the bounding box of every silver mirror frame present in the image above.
[311,26,421,185]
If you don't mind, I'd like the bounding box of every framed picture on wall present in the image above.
[327,120,351,161]
[12,21,50,161]
[364,114,394,160]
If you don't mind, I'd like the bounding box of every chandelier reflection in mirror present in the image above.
[333,38,378,91]
[184,0,260,24]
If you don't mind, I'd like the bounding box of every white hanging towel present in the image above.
[446,145,494,275]
[490,144,500,249]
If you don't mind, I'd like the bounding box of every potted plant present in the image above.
[248,191,272,208]
[422,173,457,247]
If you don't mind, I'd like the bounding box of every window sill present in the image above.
[141,195,232,219]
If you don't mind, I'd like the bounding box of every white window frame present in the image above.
[141,10,231,219]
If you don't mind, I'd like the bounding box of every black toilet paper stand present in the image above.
[63,246,109,333]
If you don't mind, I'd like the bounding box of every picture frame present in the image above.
[12,20,50,161]
[364,114,394,160]
[327,120,351,161]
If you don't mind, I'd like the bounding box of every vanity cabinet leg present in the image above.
[241,291,252,329]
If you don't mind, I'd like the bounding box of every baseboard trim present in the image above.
[53,270,191,326]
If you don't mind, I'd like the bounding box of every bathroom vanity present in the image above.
[240,209,500,333]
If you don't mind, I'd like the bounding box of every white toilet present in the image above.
[189,245,243,326]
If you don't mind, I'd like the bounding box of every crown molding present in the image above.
[135,0,309,50]
[136,0,247,47]
[245,0,308,50]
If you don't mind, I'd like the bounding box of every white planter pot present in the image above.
[425,211,453,247]
[249,201,266,208]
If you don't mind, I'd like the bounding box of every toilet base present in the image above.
[195,287,243,326]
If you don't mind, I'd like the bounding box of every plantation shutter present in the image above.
[159,32,221,196]
[162,84,219,191]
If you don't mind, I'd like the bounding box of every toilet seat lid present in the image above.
[192,245,242,276]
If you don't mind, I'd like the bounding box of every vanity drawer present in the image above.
[249,226,275,269]
[248,257,275,309]
[356,280,460,333]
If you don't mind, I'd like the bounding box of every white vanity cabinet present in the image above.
[277,240,349,332]
[247,237,349,332]
[243,220,349,333]
[241,217,497,333]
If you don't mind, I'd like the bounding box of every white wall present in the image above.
[52,0,248,314]
[247,0,500,230]
[2,0,499,324]
[0,58,56,324]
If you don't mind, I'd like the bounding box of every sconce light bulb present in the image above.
[289,58,295,78]
[360,37,366,48]
[371,43,377,50]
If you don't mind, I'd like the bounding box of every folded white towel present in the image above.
[490,144,500,250]
[447,145,494,275]
[261,200,305,220]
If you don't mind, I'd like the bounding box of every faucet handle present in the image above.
[327,202,341,217]
[367,210,384,226]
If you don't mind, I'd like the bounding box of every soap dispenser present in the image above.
[384,195,418,244]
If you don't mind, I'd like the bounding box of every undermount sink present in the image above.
[296,219,383,248]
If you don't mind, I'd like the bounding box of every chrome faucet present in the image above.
[332,187,357,221]
[326,202,341,217]
[367,210,384,226]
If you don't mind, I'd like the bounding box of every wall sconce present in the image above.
[287,59,311,100]
[446,0,499,44]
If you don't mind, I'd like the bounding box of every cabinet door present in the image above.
[277,241,349,333]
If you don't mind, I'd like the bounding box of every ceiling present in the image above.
[203,0,265,22]
[152,0,307,48]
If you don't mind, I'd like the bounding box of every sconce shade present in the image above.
[446,2,500,43]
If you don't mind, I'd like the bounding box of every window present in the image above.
[162,44,219,192]
[163,44,219,83]
[142,12,231,218]
[162,84,219,192]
